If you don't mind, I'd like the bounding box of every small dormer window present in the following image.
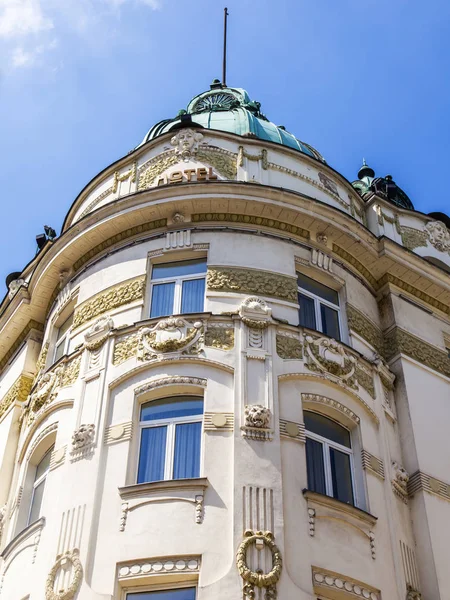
[297,273,341,340]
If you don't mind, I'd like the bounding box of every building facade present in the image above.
[0,82,449,600]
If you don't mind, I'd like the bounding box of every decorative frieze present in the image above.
[35,342,50,380]
[408,470,450,502]
[276,333,303,359]
[73,277,145,330]
[361,450,385,480]
[236,530,282,600]
[401,227,428,251]
[104,421,133,445]
[118,556,201,580]
[137,317,204,360]
[113,332,139,365]
[204,412,234,431]
[204,325,234,350]
[279,419,305,443]
[138,151,179,189]
[135,376,207,397]
[355,365,375,399]
[312,566,380,600]
[384,327,450,378]
[302,393,360,424]
[0,374,33,422]
[60,355,81,387]
[192,212,309,241]
[196,147,237,179]
[347,304,384,355]
[207,266,297,303]
[332,244,377,288]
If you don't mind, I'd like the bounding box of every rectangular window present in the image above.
[137,397,203,484]
[297,273,341,340]
[53,313,73,362]
[127,589,196,600]
[150,259,206,319]
[28,446,53,525]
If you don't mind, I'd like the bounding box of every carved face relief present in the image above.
[245,404,271,429]
[425,220,450,252]
[170,128,204,160]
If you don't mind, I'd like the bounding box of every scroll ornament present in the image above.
[137,317,204,360]
[236,530,282,599]
[303,335,357,388]
[45,549,83,600]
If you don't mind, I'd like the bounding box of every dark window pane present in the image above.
[298,293,316,330]
[173,422,202,479]
[330,448,354,505]
[181,278,205,314]
[152,259,207,279]
[29,480,45,524]
[321,304,341,340]
[56,313,73,342]
[306,438,326,495]
[297,273,339,305]
[141,398,203,422]
[35,448,52,481]
[304,411,351,448]
[150,282,175,318]
[127,589,196,600]
[137,426,167,483]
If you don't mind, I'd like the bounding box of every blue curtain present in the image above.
[330,448,354,505]
[299,293,316,330]
[181,278,205,314]
[137,426,167,483]
[150,283,175,318]
[127,588,196,600]
[306,438,326,495]
[321,304,341,340]
[173,422,201,479]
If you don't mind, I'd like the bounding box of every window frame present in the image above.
[305,413,357,506]
[27,445,53,526]
[123,584,197,600]
[53,313,73,363]
[149,259,207,319]
[297,278,342,340]
[137,396,204,484]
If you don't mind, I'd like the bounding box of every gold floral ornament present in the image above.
[207,267,297,303]
[137,317,204,361]
[45,549,83,600]
[236,530,282,599]
[303,335,357,389]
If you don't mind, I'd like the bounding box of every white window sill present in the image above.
[118,478,209,529]
[1,517,45,561]
[303,489,377,528]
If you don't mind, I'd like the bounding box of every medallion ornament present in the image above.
[137,317,204,361]
[45,549,83,600]
[236,530,282,600]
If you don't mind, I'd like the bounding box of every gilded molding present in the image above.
[73,277,145,330]
[137,317,204,360]
[361,450,385,480]
[196,147,237,179]
[347,304,384,355]
[401,227,428,250]
[72,219,167,273]
[138,151,179,189]
[0,320,44,374]
[276,334,303,359]
[302,393,360,424]
[332,244,377,288]
[0,375,33,422]
[238,145,268,169]
[378,273,450,317]
[312,566,380,600]
[207,266,298,303]
[204,326,234,350]
[45,549,83,600]
[35,342,50,379]
[408,470,450,502]
[192,212,309,240]
[236,530,282,599]
[118,556,200,579]
[112,162,137,193]
[113,332,139,365]
[61,355,81,387]
[355,366,375,399]
[384,327,450,378]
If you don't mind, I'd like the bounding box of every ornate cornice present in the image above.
[332,244,377,288]
[0,320,43,374]
[118,555,201,580]
[192,212,309,240]
[384,327,450,378]
[207,266,298,303]
[379,273,450,317]
[73,276,145,330]
[0,374,33,423]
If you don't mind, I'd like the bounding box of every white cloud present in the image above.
[0,0,53,39]
[11,46,35,66]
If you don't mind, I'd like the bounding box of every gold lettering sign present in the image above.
[157,167,218,186]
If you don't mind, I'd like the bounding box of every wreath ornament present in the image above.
[45,549,83,600]
[236,530,282,599]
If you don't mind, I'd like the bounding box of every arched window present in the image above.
[304,411,354,505]
[28,445,53,525]
[137,397,203,484]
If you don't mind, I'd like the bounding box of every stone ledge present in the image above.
[1,517,45,561]
[119,478,209,500]
[303,489,377,527]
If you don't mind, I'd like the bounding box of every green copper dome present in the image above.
[139,81,325,162]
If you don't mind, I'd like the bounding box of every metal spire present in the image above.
[222,7,229,87]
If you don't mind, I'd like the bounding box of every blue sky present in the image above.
[1,0,449,288]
